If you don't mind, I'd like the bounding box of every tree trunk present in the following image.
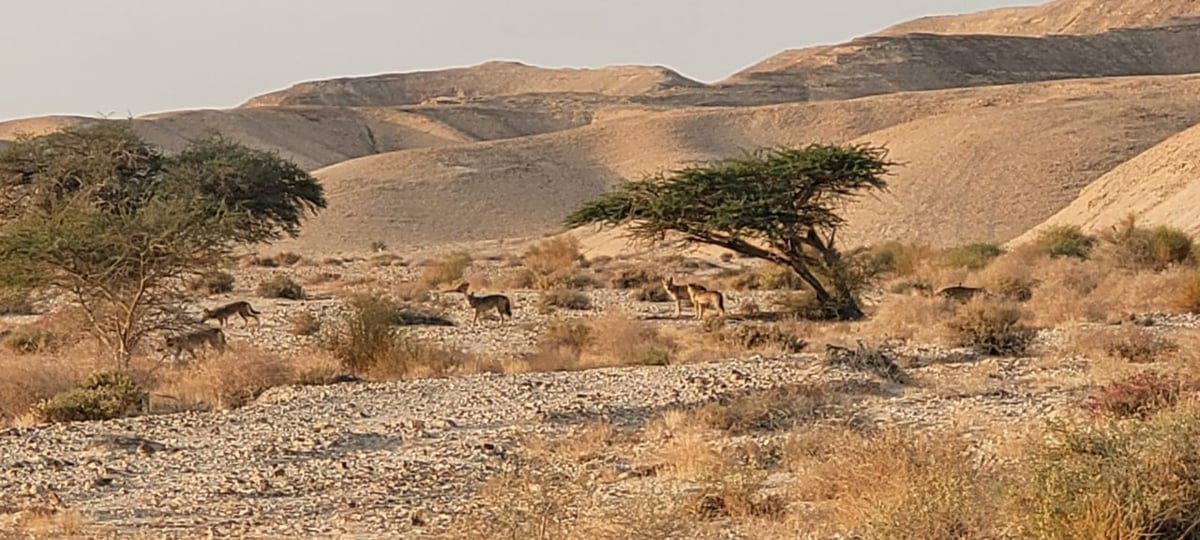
[787,260,865,321]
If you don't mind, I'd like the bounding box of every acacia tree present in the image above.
[565,144,893,320]
[0,123,326,367]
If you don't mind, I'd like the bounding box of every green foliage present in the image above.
[0,123,325,366]
[257,275,305,300]
[35,370,146,423]
[946,302,1036,356]
[565,144,894,320]
[1035,225,1095,260]
[940,242,1003,270]
[321,295,459,378]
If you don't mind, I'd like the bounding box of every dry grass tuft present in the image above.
[522,235,586,290]
[946,300,1036,356]
[696,385,832,435]
[287,311,322,336]
[257,274,305,300]
[420,251,473,288]
[153,345,296,411]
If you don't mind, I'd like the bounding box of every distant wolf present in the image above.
[936,285,989,303]
[454,282,513,324]
[687,282,726,320]
[200,301,262,327]
[662,276,705,318]
[161,326,227,362]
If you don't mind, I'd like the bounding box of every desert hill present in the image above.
[270,74,1200,254]
[1014,119,1200,243]
[241,61,703,108]
[6,0,1200,255]
[723,23,1200,102]
[877,0,1200,36]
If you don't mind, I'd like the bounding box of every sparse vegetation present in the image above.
[1176,271,1200,314]
[567,144,894,320]
[35,370,146,423]
[720,323,807,354]
[941,242,1004,270]
[188,271,236,295]
[1083,371,1188,418]
[257,275,305,300]
[320,295,463,379]
[522,235,586,289]
[1100,217,1196,270]
[421,251,473,287]
[288,311,322,336]
[946,301,1036,356]
[539,288,592,311]
[1035,224,1096,260]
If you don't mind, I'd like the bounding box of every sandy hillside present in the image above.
[241,61,703,108]
[876,0,1200,36]
[268,74,1200,254]
[723,24,1200,101]
[1014,120,1200,243]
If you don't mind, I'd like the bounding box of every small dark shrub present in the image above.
[540,289,592,311]
[1084,371,1186,418]
[369,240,388,252]
[2,326,56,354]
[0,288,35,315]
[698,385,831,434]
[941,242,1003,270]
[189,271,235,295]
[288,311,322,336]
[1102,326,1175,364]
[824,341,907,383]
[36,371,146,423]
[257,275,305,300]
[722,324,807,353]
[946,302,1035,356]
[1102,218,1195,270]
[1036,225,1095,260]
[990,275,1036,303]
[539,319,592,354]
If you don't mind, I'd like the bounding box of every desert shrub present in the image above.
[274,252,303,266]
[1101,218,1195,270]
[1016,404,1200,539]
[539,289,592,311]
[257,275,305,300]
[637,282,672,302]
[824,341,907,383]
[540,319,592,353]
[721,324,807,353]
[1036,224,1095,260]
[1100,326,1176,364]
[369,240,387,252]
[158,347,295,410]
[2,326,57,355]
[188,271,235,295]
[869,241,933,276]
[522,236,585,289]
[0,288,35,315]
[288,311,322,336]
[941,242,1004,270]
[321,296,461,379]
[946,301,1036,356]
[697,385,830,434]
[1083,371,1187,418]
[990,275,1036,302]
[727,265,806,291]
[608,266,659,289]
[773,291,826,320]
[420,251,473,288]
[589,313,674,367]
[1176,271,1200,314]
[35,371,146,423]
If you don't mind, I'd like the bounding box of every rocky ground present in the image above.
[4,254,1199,538]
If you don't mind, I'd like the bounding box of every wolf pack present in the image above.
[162,274,985,363]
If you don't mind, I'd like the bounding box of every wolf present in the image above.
[662,276,704,318]
[936,285,989,303]
[161,326,226,362]
[454,282,513,324]
[687,282,727,320]
[200,301,262,327]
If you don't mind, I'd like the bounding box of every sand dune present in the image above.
[877,0,1200,36]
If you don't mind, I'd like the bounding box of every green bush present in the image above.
[1102,219,1195,270]
[36,371,147,423]
[321,296,459,378]
[257,275,305,300]
[941,242,1004,270]
[946,302,1035,356]
[1035,225,1095,260]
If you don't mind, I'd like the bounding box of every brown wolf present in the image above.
[687,283,726,320]
[454,282,513,324]
[936,285,989,303]
[161,326,226,362]
[200,301,262,326]
[662,276,707,318]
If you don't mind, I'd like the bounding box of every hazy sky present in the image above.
[1,0,1040,121]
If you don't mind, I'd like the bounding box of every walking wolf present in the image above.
[161,326,227,362]
[200,301,262,327]
[453,282,513,324]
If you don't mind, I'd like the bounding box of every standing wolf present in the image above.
[200,300,262,327]
[160,326,227,362]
